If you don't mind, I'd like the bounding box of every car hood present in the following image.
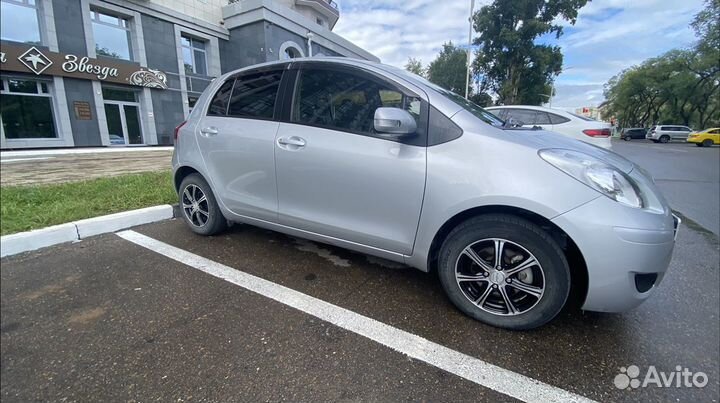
[503,128,635,173]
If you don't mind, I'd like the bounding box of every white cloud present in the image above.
[333,0,704,108]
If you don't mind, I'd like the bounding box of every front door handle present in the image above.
[200,126,218,136]
[277,136,306,149]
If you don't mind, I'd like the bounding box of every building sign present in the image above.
[73,101,92,120]
[0,43,167,89]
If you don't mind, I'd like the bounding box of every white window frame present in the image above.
[90,8,133,61]
[181,35,208,76]
[0,77,57,140]
[279,41,305,60]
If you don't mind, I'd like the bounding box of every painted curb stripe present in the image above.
[117,229,596,403]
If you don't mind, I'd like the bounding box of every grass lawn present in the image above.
[1,171,176,236]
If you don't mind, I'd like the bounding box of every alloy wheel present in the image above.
[182,184,210,227]
[455,238,545,316]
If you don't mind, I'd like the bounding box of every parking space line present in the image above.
[117,230,595,403]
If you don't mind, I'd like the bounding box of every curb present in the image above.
[1,205,176,258]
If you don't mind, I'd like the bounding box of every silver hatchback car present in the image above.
[172,58,678,330]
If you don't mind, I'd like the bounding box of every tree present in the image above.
[692,0,720,52]
[404,57,425,76]
[425,42,470,95]
[472,0,588,105]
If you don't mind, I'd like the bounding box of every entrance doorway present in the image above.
[102,87,143,145]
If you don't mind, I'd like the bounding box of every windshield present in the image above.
[383,65,505,127]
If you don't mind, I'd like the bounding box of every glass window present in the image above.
[91,10,132,60]
[102,87,137,102]
[292,68,420,136]
[568,112,596,122]
[0,78,56,138]
[534,111,552,125]
[548,112,570,124]
[1,0,41,44]
[207,79,234,116]
[488,109,506,120]
[227,70,282,119]
[181,35,208,76]
[507,109,538,126]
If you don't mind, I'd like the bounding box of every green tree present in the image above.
[692,0,720,52]
[426,42,471,95]
[404,57,425,76]
[472,0,588,105]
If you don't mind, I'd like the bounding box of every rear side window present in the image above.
[507,109,538,125]
[207,79,234,116]
[534,111,552,125]
[227,70,283,119]
[548,113,570,124]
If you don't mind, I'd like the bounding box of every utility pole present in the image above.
[465,0,474,100]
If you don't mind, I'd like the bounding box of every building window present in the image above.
[279,41,304,60]
[316,17,324,26]
[181,35,208,76]
[1,0,41,44]
[91,9,132,60]
[0,78,57,139]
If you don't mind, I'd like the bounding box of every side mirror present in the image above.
[373,107,417,137]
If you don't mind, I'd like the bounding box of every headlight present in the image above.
[539,149,644,208]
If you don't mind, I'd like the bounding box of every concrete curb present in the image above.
[1,205,176,258]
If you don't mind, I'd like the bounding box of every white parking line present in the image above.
[117,230,596,403]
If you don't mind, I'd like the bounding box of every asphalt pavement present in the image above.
[2,215,718,402]
[611,138,720,236]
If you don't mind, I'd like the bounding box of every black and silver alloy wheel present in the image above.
[455,238,545,316]
[438,214,570,330]
[178,173,227,236]
[182,184,209,227]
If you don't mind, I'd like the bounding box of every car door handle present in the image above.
[200,127,218,136]
[277,136,306,149]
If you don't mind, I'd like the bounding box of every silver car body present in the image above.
[172,57,677,313]
[646,125,693,141]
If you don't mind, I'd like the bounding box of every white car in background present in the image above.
[486,105,612,149]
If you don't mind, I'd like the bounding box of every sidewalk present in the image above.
[1,148,173,186]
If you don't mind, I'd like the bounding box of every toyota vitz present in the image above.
[172,58,679,330]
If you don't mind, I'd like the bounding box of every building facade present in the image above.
[0,0,377,149]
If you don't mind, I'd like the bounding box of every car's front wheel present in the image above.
[179,173,227,236]
[437,214,570,330]
[624,136,631,141]
[702,139,714,147]
[659,135,670,143]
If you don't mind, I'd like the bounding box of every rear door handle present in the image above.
[200,127,218,136]
[277,136,306,149]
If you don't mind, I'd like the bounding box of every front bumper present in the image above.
[552,196,677,312]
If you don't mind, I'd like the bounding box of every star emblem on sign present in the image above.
[18,46,53,75]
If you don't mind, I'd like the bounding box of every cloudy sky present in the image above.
[334,0,705,110]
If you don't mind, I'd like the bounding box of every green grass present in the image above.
[1,171,176,236]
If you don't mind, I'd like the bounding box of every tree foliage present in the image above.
[603,2,720,129]
[404,57,425,76]
[425,42,470,95]
[472,0,588,105]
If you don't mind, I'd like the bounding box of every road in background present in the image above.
[612,139,720,236]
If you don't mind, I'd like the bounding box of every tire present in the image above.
[702,139,713,147]
[659,135,670,143]
[623,136,631,141]
[437,214,570,330]
[178,173,227,236]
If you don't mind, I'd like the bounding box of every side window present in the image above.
[508,109,537,125]
[710,129,720,134]
[534,111,552,125]
[207,79,234,116]
[488,109,506,120]
[227,70,283,119]
[548,113,570,124]
[292,68,420,136]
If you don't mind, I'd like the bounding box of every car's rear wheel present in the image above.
[179,173,227,236]
[659,135,670,143]
[437,214,570,330]
[702,139,713,147]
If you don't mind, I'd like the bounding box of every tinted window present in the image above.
[568,112,596,122]
[534,111,552,125]
[207,79,234,116]
[488,109,506,120]
[710,129,719,134]
[292,68,420,136]
[548,113,570,124]
[227,70,283,119]
[507,109,538,125]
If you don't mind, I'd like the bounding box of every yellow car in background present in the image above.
[687,128,720,147]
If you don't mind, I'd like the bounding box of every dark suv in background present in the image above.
[621,128,648,141]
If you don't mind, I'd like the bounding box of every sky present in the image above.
[334,0,705,110]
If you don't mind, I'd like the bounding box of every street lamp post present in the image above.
[465,0,475,100]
